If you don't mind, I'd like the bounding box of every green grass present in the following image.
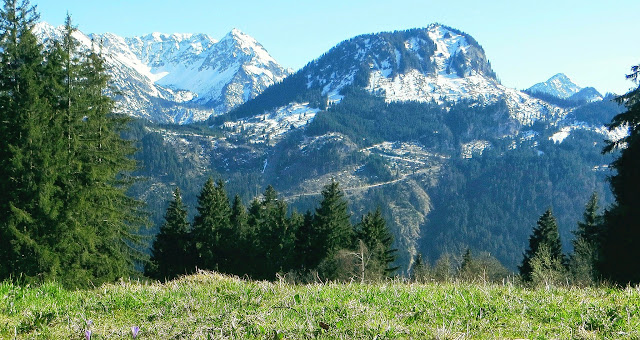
[2,271,640,339]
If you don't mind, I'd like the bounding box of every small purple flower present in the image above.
[86,319,93,327]
[131,326,140,338]
[85,330,92,340]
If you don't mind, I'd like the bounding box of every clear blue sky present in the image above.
[33,0,639,95]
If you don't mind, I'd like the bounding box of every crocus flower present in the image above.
[85,330,92,340]
[131,326,140,338]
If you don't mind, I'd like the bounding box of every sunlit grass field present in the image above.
[2,271,639,339]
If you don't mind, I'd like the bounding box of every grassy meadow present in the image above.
[1,271,640,339]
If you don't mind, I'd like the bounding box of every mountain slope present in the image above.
[34,22,291,124]
[133,23,623,273]
[220,24,566,132]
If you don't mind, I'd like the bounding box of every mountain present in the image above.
[216,24,570,145]
[527,73,604,103]
[33,22,291,124]
[568,87,604,102]
[129,23,624,273]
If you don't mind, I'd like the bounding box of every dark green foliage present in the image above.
[147,188,193,280]
[314,180,354,255]
[423,132,613,270]
[569,193,602,285]
[227,194,249,275]
[293,211,316,271]
[355,207,398,277]
[360,154,394,183]
[247,186,296,279]
[519,209,566,283]
[192,178,231,271]
[0,3,146,287]
[600,65,640,284]
[0,0,51,281]
[306,89,451,148]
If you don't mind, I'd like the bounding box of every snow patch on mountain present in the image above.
[427,24,470,76]
[221,102,320,144]
[461,140,491,159]
[550,123,628,144]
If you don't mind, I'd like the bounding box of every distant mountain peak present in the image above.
[221,28,254,44]
[528,73,582,99]
[33,22,290,124]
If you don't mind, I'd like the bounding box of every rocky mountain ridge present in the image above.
[528,73,603,102]
[34,22,291,124]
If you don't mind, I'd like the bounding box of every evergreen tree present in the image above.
[519,208,565,283]
[355,207,398,277]
[0,0,53,282]
[192,178,231,271]
[61,32,147,286]
[600,65,640,284]
[315,179,353,254]
[314,179,354,278]
[410,253,429,282]
[147,188,193,280]
[228,194,249,275]
[294,210,315,271]
[245,197,264,277]
[570,192,602,285]
[458,248,475,281]
[247,186,295,279]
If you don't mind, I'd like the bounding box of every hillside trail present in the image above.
[282,166,437,201]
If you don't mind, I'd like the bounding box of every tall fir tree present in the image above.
[228,194,249,275]
[147,188,193,280]
[410,253,429,282]
[519,208,565,283]
[192,178,231,271]
[65,32,147,287]
[247,186,295,279]
[245,197,264,277]
[0,0,53,281]
[600,65,640,284]
[294,210,316,271]
[355,207,398,278]
[569,192,602,285]
[314,179,354,278]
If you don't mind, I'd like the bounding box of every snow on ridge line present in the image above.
[365,68,566,126]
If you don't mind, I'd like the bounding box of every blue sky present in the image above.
[33,0,639,95]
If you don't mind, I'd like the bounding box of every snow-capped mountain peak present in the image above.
[33,22,291,124]
[527,73,582,99]
[217,28,278,65]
